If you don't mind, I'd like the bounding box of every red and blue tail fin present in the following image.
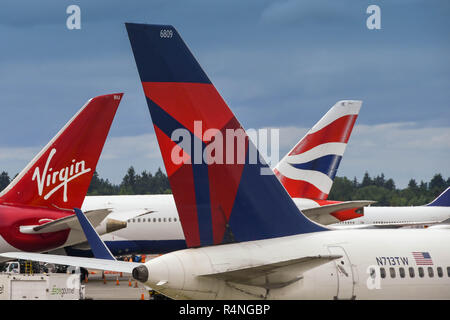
[126,23,326,248]
[427,187,450,207]
[274,100,361,200]
[0,94,123,210]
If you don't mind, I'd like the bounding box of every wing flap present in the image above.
[199,254,341,289]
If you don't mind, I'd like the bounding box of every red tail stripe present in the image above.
[275,171,328,200]
[143,82,234,139]
[289,114,357,156]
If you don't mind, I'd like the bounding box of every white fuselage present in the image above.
[334,206,450,227]
[80,195,450,256]
[139,229,450,299]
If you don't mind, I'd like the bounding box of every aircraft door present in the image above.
[327,246,355,299]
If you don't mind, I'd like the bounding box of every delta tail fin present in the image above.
[427,187,450,207]
[274,100,361,200]
[0,94,123,210]
[126,23,326,248]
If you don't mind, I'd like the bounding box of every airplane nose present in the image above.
[132,265,149,282]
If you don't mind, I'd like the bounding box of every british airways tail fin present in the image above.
[126,23,326,248]
[427,187,450,207]
[274,100,361,200]
[0,94,123,210]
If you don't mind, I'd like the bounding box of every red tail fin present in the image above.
[0,93,123,210]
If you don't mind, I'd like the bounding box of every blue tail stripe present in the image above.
[146,98,214,245]
[193,162,214,246]
[290,154,342,180]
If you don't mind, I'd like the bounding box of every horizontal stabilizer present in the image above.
[302,200,375,225]
[199,254,341,289]
[74,208,115,260]
[0,252,140,273]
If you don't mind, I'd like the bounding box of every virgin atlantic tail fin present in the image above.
[0,94,123,210]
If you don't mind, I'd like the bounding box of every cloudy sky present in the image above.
[0,0,449,188]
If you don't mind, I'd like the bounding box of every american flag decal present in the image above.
[412,252,433,265]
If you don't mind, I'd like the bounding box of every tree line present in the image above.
[0,168,449,206]
[328,172,450,206]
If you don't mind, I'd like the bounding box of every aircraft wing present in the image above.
[302,200,376,225]
[0,252,141,273]
[429,218,450,229]
[18,209,125,234]
[199,254,341,289]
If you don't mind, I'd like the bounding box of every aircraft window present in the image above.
[380,267,386,279]
[428,267,434,278]
[399,267,405,278]
[174,218,177,222]
[148,218,151,223]
[132,219,135,223]
[389,267,396,278]
[158,218,161,222]
[437,267,443,278]
[137,219,140,223]
[447,267,450,277]
[164,218,166,222]
[142,218,146,222]
[168,218,171,222]
[418,267,424,278]
[153,218,156,222]
[369,267,377,279]
[409,267,415,278]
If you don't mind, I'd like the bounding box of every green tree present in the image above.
[384,178,395,191]
[361,172,372,187]
[88,171,119,195]
[0,171,10,192]
[407,179,418,191]
[329,176,355,201]
[429,174,446,197]
[373,173,386,188]
[120,166,138,194]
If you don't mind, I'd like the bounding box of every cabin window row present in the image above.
[378,266,449,279]
[127,217,178,223]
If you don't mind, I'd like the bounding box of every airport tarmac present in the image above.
[84,272,152,300]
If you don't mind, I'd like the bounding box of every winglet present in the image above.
[427,187,450,207]
[74,208,115,260]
